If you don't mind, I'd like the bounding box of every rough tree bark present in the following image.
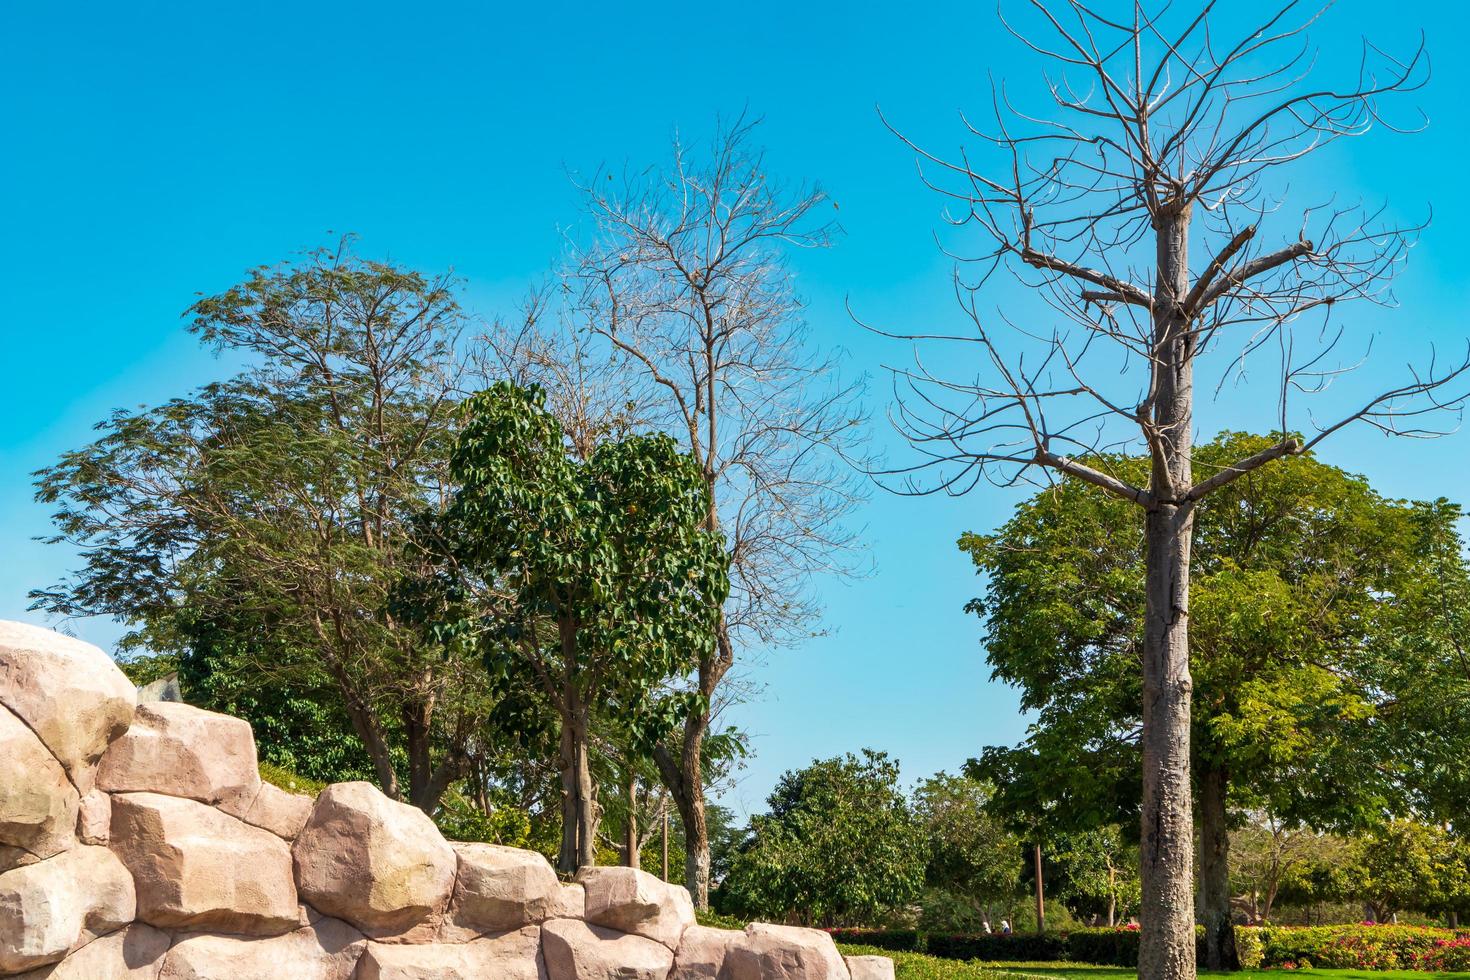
[1138,206,1199,980]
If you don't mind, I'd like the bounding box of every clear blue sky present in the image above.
[3,0,1468,819]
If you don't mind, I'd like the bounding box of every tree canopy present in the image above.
[717,749,926,927]
[437,380,729,871]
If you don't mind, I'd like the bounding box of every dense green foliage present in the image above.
[717,750,926,926]
[436,380,729,870]
[31,243,489,810]
[966,432,1468,835]
[914,773,1024,930]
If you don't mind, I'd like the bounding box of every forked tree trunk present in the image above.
[557,696,599,875]
[1139,206,1199,980]
[654,619,732,908]
[1197,762,1238,970]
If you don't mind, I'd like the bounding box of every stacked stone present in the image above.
[0,621,893,980]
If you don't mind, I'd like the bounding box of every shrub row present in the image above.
[1257,924,1470,971]
[825,924,1470,971]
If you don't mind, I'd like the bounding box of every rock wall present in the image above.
[0,621,894,980]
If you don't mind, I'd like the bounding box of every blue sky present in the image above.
[4,0,1469,819]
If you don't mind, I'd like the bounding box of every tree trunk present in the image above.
[556,698,599,875]
[1108,865,1118,927]
[1197,762,1238,970]
[625,771,640,869]
[1139,205,1198,980]
[653,619,733,908]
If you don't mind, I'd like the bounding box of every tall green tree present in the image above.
[912,772,1023,930]
[441,382,728,873]
[32,241,490,811]
[966,433,1470,967]
[717,749,926,927]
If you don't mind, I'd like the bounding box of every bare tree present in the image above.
[573,117,869,906]
[876,4,1467,977]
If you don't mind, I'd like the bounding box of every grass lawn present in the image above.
[834,946,1470,980]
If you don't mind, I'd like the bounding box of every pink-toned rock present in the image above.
[109,791,298,935]
[0,706,77,870]
[0,621,136,795]
[159,917,365,980]
[579,866,695,950]
[550,883,585,921]
[9,923,171,980]
[0,845,136,973]
[670,925,742,980]
[724,924,851,980]
[243,782,314,840]
[449,843,561,932]
[292,781,456,935]
[76,790,111,845]
[355,926,544,980]
[97,702,260,817]
[542,918,674,980]
[844,955,896,980]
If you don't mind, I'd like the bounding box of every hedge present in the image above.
[825,924,1470,971]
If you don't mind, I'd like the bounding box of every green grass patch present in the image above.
[258,760,327,796]
[831,952,1470,980]
[837,944,1046,980]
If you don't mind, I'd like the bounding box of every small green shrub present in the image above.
[1234,925,1264,969]
[695,909,748,930]
[432,790,533,847]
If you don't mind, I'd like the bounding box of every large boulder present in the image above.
[0,845,136,973]
[355,926,544,980]
[243,782,314,841]
[97,701,261,818]
[724,924,851,980]
[541,918,674,980]
[159,917,365,980]
[844,955,896,980]
[0,622,136,795]
[449,843,561,932]
[670,925,742,980]
[9,923,171,980]
[578,866,695,949]
[0,706,78,870]
[109,791,298,935]
[292,781,456,935]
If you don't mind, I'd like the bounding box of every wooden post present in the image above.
[661,802,670,881]
[1035,842,1046,934]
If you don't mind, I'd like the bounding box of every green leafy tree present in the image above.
[441,382,728,873]
[717,750,926,927]
[1342,821,1469,923]
[965,433,1470,966]
[32,241,492,810]
[912,772,1023,930]
[1050,826,1141,927]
